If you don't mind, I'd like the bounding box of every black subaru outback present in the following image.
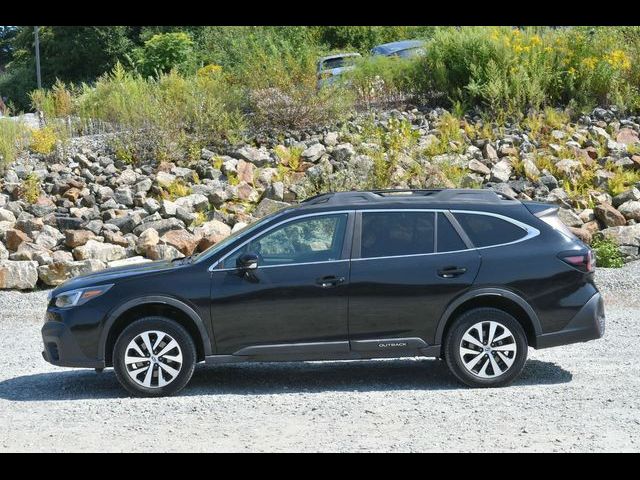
[42,189,605,396]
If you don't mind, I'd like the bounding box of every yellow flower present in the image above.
[582,57,598,70]
[604,50,631,70]
[530,35,541,45]
[544,46,553,53]
[197,64,223,78]
[568,67,576,76]
[514,44,524,54]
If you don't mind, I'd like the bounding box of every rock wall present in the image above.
[1,106,640,290]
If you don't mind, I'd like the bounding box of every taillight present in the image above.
[559,250,594,272]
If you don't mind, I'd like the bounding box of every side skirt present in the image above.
[204,339,441,364]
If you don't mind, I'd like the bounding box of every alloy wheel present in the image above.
[458,321,517,379]
[124,330,183,388]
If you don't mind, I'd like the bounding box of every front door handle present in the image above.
[437,266,467,278]
[316,276,345,288]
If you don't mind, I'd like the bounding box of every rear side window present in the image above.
[437,213,467,252]
[454,212,526,248]
[361,211,434,258]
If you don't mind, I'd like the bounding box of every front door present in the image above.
[210,212,353,356]
[348,210,481,350]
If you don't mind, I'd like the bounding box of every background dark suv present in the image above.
[42,189,605,396]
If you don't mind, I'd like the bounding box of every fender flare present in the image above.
[433,288,542,345]
[99,295,213,360]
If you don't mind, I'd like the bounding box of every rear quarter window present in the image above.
[454,212,527,248]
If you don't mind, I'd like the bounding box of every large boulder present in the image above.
[136,228,159,254]
[38,259,106,286]
[145,244,184,261]
[489,159,513,183]
[174,194,209,213]
[195,219,231,239]
[594,203,627,228]
[65,229,96,248]
[161,229,199,256]
[133,217,185,237]
[253,198,290,218]
[73,239,127,263]
[235,146,272,166]
[4,229,30,251]
[0,260,39,289]
[618,201,640,221]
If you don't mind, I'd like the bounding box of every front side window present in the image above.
[220,214,348,269]
[453,212,527,248]
[360,211,435,258]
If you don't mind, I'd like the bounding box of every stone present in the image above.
[558,208,584,228]
[73,239,127,263]
[595,203,627,228]
[15,217,44,237]
[467,159,490,176]
[0,208,16,223]
[65,229,96,248]
[56,216,85,231]
[569,227,592,244]
[490,159,513,183]
[324,132,339,146]
[5,229,30,251]
[236,160,256,184]
[616,128,639,146]
[117,169,138,185]
[145,244,184,261]
[34,225,65,250]
[302,143,326,163]
[253,198,291,219]
[235,146,272,166]
[161,229,199,256]
[0,243,8,260]
[618,201,640,222]
[174,194,209,213]
[133,217,185,237]
[136,228,160,254]
[555,159,582,180]
[613,188,640,208]
[0,261,39,289]
[597,224,640,248]
[579,209,596,223]
[155,171,177,188]
[198,233,227,251]
[332,143,355,162]
[114,186,134,206]
[142,197,161,214]
[195,219,231,239]
[264,181,285,201]
[482,143,499,162]
[105,213,141,234]
[523,159,540,179]
[108,256,152,268]
[37,259,105,286]
[102,230,130,248]
[236,182,260,202]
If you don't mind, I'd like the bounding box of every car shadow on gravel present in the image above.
[0,358,572,401]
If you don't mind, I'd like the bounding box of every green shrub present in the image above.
[132,32,195,77]
[592,237,624,268]
[0,119,31,169]
[163,179,192,200]
[29,126,58,155]
[18,172,41,204]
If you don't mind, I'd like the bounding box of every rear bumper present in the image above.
[535,292,605,349]
[41,320,105,368]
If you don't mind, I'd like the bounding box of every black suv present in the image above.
[42,189,605,396]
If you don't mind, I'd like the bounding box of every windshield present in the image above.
[192,208,292,264]
[320,56,358,71]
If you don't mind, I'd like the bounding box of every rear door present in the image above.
[347,210,481,350]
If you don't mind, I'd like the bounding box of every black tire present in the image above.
[444,308,528,388]
[113,317,196,397]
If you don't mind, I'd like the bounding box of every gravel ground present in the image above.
[0,264,639,452]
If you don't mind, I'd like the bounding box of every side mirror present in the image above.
[236,253,259,271]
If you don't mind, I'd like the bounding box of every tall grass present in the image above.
[0,119,31,169]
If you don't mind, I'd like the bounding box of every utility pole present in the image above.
[34,26,42,89]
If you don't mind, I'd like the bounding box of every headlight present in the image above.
[53,284,114,309]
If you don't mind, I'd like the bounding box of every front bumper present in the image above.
[41,318,105,369]
[535,292,605,349]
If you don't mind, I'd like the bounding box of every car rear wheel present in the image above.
[113,317,196,397]
[444,308,528,388]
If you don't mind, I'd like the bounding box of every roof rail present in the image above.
[301,189,515,205]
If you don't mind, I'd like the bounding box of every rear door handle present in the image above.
[437,266,467,278]
[316,276,345,288]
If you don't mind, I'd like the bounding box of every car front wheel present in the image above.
[444,308,528,388]
[113,317,196,397]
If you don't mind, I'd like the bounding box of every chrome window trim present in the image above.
[208,207,540,271]
[208,210,353,272]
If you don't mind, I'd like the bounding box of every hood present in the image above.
[53,259,182,294]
